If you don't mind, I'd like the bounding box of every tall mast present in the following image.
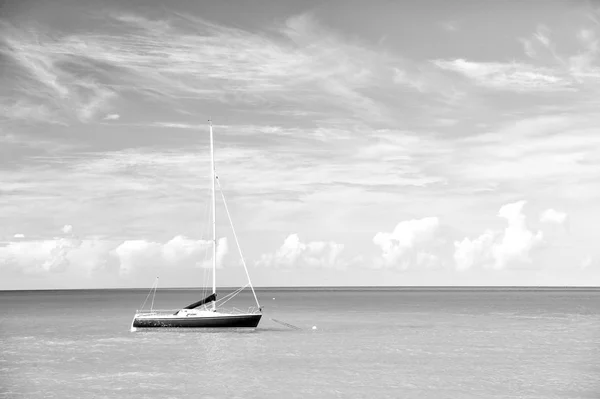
[209,120,217,311]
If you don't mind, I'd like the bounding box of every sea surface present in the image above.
[1,288,599,398]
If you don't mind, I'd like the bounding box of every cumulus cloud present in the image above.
[103,113,120,121]
[0,225,97,273]
[453,200,544,270]
[256,234,346,269]
[0,225,129,274]
[372,217,441,269]
[540,208,568,225]
[0,237,85,273]
[493,201,544,268]
[581,256,593,270]
[0,228,226,276]
[454,230,495,271]
[112,240,161,275]
[112,235,225,275]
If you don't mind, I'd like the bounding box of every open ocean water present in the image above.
[1,288,599,398]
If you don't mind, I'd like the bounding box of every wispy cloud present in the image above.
[433,59,571,92]
[4,109,597,248]
[519,21,600,82]
[1,23,117,123]
[151,122,205,129]
[443,114,600,200]
[441,21,459,32]
[534,25,552,49]
[437,13,600,92]
[0,100,58,124]
[0,10,464,127]
[569,27,600,79]
[0,11,406,125]
[520,25,561,63]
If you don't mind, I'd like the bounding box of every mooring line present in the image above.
[270,318,302,330]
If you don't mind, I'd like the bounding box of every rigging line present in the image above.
[215,284,248,302]
[215,176,261,310]
[150,277,159,312]
[140,277,159,310]
[212,285,247,307]
[191,286,243,313]
[214,284,250,307]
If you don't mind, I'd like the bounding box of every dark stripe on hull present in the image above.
[133,314,262,328]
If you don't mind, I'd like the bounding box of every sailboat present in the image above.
[131,121,262,329]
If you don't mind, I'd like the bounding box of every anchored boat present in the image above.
[131,121,262,329]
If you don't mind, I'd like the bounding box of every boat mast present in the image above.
[209,120,217,311]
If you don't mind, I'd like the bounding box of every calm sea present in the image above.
[1,288,599,398]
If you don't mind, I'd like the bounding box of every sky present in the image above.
[1,0,599,289]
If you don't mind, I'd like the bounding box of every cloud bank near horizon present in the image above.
[1,201,590,288]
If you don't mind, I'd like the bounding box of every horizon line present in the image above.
[2,285,600,292]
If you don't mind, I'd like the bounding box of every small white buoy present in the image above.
[312,326,317,330]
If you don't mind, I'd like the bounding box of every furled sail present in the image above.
[183,293,217,309]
